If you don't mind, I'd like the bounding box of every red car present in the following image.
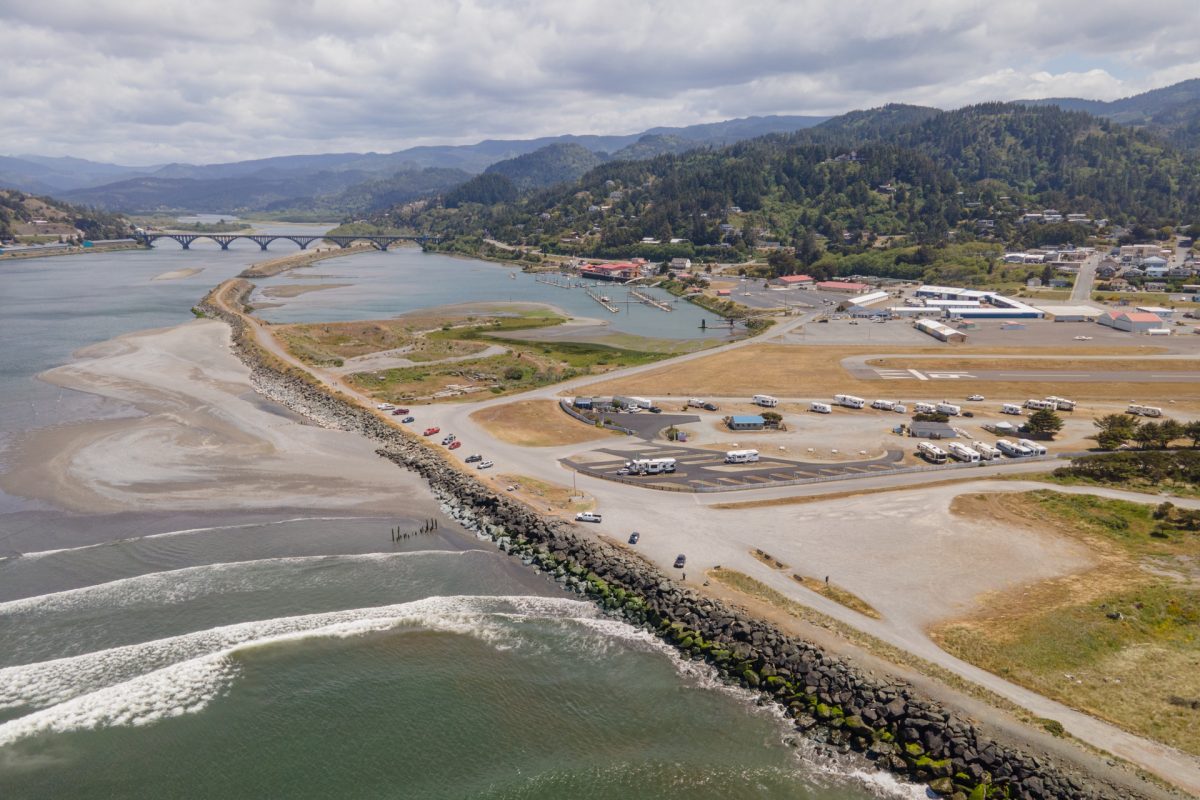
[423,427,440,436]
[391,408,410,415]
[448,441,462,450]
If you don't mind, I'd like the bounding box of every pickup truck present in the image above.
[574,512,602,523]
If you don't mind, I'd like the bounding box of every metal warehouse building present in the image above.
[915,318,967,343]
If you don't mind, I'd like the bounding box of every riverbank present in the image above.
[0,242,143,261]
[238,243,374,278]
[194,288,1159,800]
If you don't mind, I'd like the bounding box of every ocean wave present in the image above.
[0,594,594,735]
[0,551,477,617]
[13,515,386,560]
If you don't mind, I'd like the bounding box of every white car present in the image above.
[376,403,396,411]
[574,512,602,523]
[1074,335,1093,340]
[967,394,985,401]
[476,460,494,470]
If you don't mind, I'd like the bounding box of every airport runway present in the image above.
[841,354,1200,383]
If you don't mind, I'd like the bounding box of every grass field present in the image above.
[471,400,623,446]
[583,343,1200,404]
[934,490,1200,755]
[1008,470,1200,500]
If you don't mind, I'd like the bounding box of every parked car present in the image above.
[673,554,687,569]
[465,454,483,463]
[628,531,640,544]
[476,460,494,470]
[616,468,630,475]
[423,427,440,436]
[967,394,985,401]
[648,406,662,414]
[401,416,415,423]
[390,407,410,415]
[702,402,719,411]
[448,441,462,450]
[441,434,456,445]
[575,512,602,523]
[376,403,396,411]
[962,411,975,418]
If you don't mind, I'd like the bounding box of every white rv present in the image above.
[918,442,948,464]
[947,442,981,462]
[834,394,866,409]
[974,442,1002,460]
[1044,396,1076,411]
[1000,403,1023,416]
[995,439,1033,458]
[628,457,677,475]
[1127,404,1163,418]
[1024,399,1057,411]
[752,394,779,408]
[913,402,937,414]
[871,399,895,411]
[724,449,760,464]
[892,403,908,414]
[935,402,962,417]
[1018,439,1048,456]
[809,402,832,414]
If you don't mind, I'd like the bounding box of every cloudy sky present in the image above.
[3,0,1198,165]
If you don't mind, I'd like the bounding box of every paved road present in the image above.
[1071,253,1100,302]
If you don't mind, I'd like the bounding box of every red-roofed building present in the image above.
[1097,310,1164,332]
[815,280,870,293]
[580,261,641,281]
[770,274,814,287]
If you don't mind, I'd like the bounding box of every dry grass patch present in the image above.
[935,490,1200,755]
[869,357,1200,373]
[583,343,1194,404]
[497,473,594,514]
[471,400,623,447]
[791,574,881,619]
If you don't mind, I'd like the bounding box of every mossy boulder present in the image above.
[928,776,955,796]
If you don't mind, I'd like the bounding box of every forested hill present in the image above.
[373,102,1200,259]
[0,189,129,241]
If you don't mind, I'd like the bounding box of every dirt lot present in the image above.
[583,343,1200,405]
[470,399,623,447]
[933,490,1200,756]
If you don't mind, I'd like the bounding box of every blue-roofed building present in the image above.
[727,415,765,431]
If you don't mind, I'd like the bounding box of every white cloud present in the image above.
[0,0,1197,164]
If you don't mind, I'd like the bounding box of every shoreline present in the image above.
[0,243,143,262]
[194,283,1161,800]
[238,243,375,278]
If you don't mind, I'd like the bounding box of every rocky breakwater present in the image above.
[195,289,1143,800]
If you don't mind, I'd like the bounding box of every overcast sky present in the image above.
[3,0,1198,165]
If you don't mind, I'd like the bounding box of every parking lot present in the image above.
[562,443,905,491]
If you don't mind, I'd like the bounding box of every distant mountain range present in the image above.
[0,115,828,215]
[1019,78,1200,148]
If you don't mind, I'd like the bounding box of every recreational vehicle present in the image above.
[871,399,895,411]
[1024,399,1057,411]
[1018,439,1048,456]
[947,442,981,462]
[974,442,1002,460]
[913,402,937,414]
[809,402,832,414]
[995,439,1033,457]
[1127,404,1163,418]
[834,394,866,409]
[1045,396,1076,411]
[935,402,962,416]
[918,442,948,464]
[724,449,760,464]
[752,394,779,408]
[1000,403,1023,415]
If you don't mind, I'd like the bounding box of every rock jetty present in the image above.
[196,291,1149,800]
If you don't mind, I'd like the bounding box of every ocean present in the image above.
[0,234,909,798]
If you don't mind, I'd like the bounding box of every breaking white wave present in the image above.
[0,594,595,744]
[15,516,382,560]
[0,551,476,617]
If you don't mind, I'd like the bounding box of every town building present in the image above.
[1097,310,1165,332]
[815,280,870,293]
[727,415,765,431]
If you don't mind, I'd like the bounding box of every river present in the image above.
[0,232,910,798]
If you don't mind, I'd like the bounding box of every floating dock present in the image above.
[586,289,620,313]
[629,289,672,311]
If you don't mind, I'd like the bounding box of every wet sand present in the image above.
[0,320,434,518]
[261,283,350,298]
[151,267,204,281]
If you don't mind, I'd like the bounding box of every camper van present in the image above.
[947,442,981,462]
[628,458,677,475]
[752,394,779,408]
[724,449,760,464]
[809,402,832,414]
[935,402,962,417]
[1018,439,1048,456]
[913,402,937,414]
[996,439,1033,458]
[834,394,866,409]
[918,442,948,464]
[1024,399,1057,411]
[1000,403,1023,416]
[687,398,707,409]
[1045,396,1076,411]
[871,399,895,411]
[892,403,908,414]
[1127,404,1163,418]
[974,442,1002,461]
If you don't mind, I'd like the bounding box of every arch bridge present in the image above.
[136,233,441,251]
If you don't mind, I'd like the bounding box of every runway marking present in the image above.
[874,368,975,380]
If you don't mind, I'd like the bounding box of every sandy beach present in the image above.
[0,320,431,516]
[151,267,205,281]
